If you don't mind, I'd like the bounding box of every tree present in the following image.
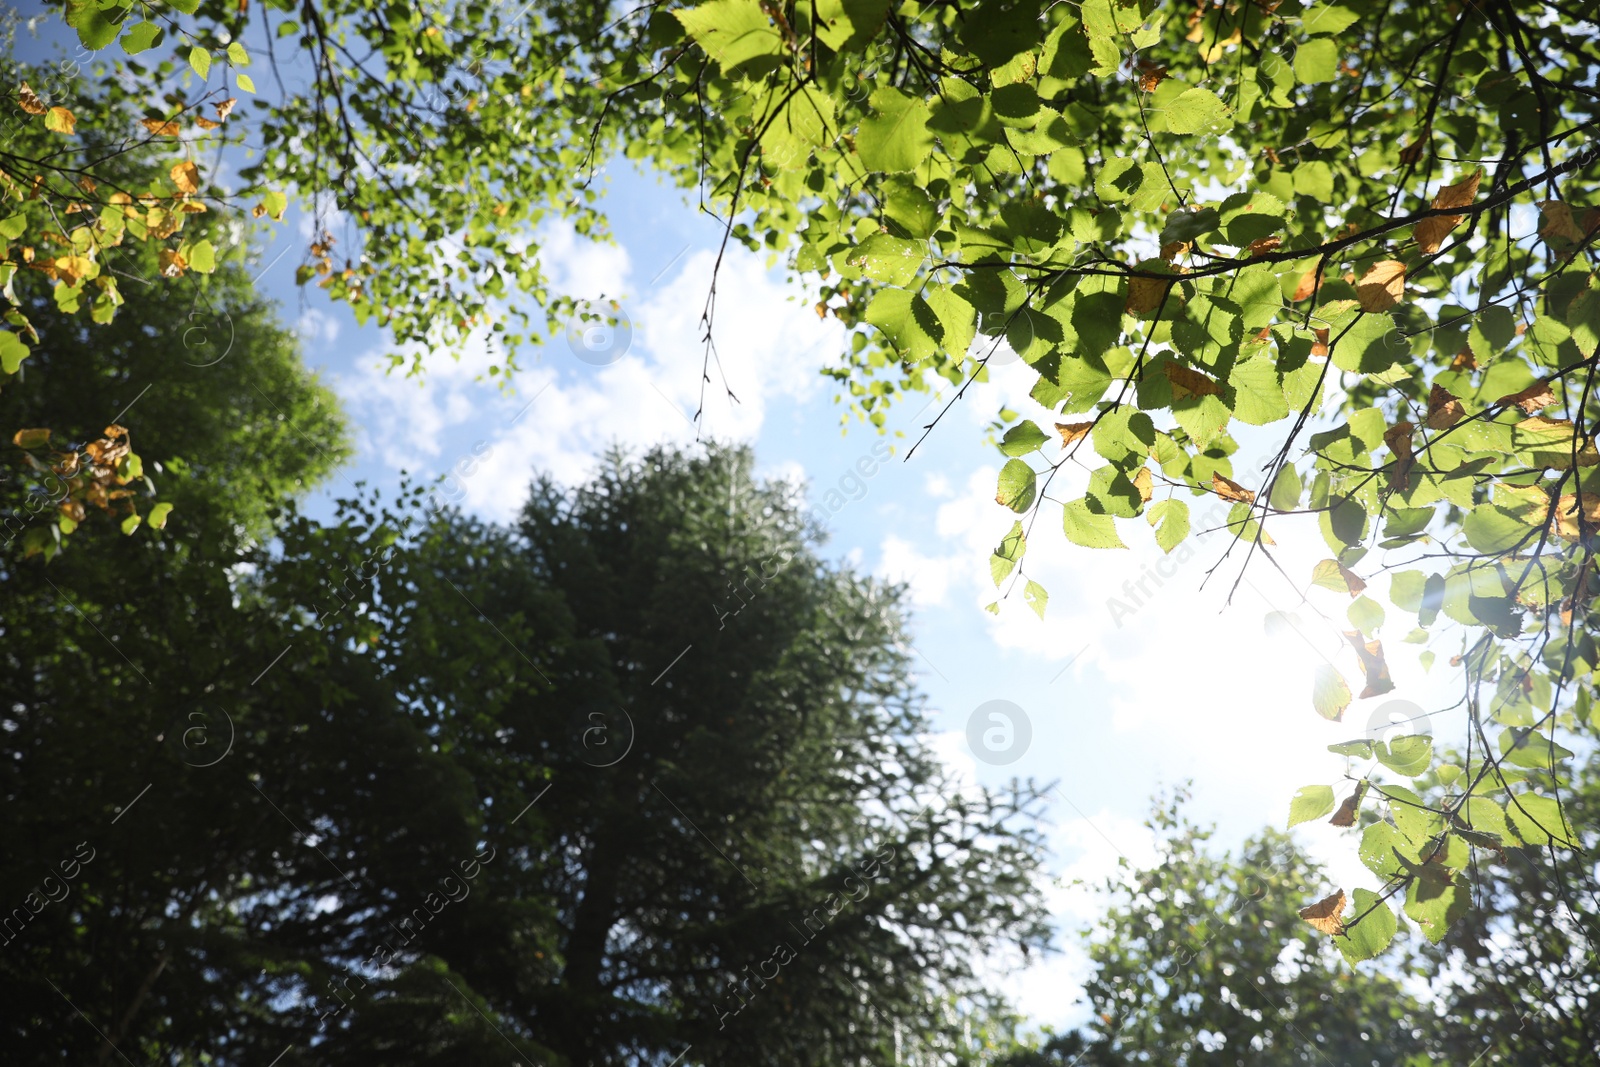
[1423,749,1600,1063]
[21,0,1600,954]
[3,423,1050,1062]
[1051,792,1442,1065]
[274,442,1052,1067]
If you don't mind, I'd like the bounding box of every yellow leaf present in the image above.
[1414,169,1481,254]
[17,82,46,115]
[11,427,50,448]
[1426,383,1463,430]
[1538,201,1587,245]
[215,98,238,121]
[1131,466,1153,506]
[1166,362,1221,401]
[1355,260,1405,312]
[1291,265,1323,302]
[195,116,222,130]
[1346,631,1394,699]
[1056,421,1094,449]
[1498,379,1555,415]
[1555,493,1600,541]
[1329,788,1363,827]
[1384,420,1415,490]
[158,248,187,277]
[170,161,200,195]
[1212,471,1255,504]
[1125,272,1171,314]
[141,117,181,136]
[1298,890,1347,936]
[44,106,75,135]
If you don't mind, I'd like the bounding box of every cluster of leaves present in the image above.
[7,423,170,559]
[610,0,1600,958]
[44,0,641,376]
[0,12,269,384]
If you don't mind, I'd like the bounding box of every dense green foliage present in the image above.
[0,273,1049,1064]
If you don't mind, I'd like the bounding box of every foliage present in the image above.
[994,783,1600,1065]
[20,0,1600,953]
[2,418,1050,1063]
[1065,793,1443,1065]
[0,237,348,558]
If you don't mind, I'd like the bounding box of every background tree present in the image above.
[1064,794,1442,1065]
[2,286,1052,1067]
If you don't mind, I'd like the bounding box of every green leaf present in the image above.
[147,502,174,530]
[856,87,934,173]
[1462,504,1534,553]
[227,41,251,66]
[1301,2,1361,35]
[1063,498,1127,549]
[1024,580,1048,619]
[1165,87,1232,135]
[1506,792,1572,847]
[0,329,29,374]
[996,459,1037,513]
[1148,498,1190,553]
[63,0,120,50]
[120,20,163,55]
[866,289,943,363]
[1289,784,1335,827]
[189,46,212,80]
[1386,784,1443,844]
[236,73,256,94]
[1229,356,1288,425]
[262,190,289,222]
[999,420,1049,456]
[1374,735,1432,777]
[1094,157,1141,203]
[0,213,25,240]
[847,235,925,286]
[1347,595,1384,635]
[675,0,786,77]
[1312,664,1352,721]
[120,512,142,535]
[1329,739,1374,759]
[811,0,891,51]
[1359,822,1412,878]
[187,239,217,275]
[1562,287,1599,359]
[991,521,1025,586]
[1336,888,1397,963]
[1294,38,1339,84]
[1498,726,1573,770]
[1404,866,1469,943]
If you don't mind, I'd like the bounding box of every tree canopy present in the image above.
[6,0,1600,993]
[0,263,1050,1065]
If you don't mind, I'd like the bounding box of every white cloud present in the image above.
[334,226,847,522]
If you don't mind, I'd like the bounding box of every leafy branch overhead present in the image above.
[12,0,1600,957]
